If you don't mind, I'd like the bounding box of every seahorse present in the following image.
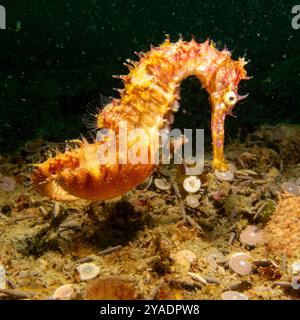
[32,37,249,201]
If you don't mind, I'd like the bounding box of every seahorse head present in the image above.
[209,57,249,115]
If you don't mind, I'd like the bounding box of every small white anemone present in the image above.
[221,291,249,300]
[282,182,299,196]
[291,261,300,275]
[0,176,16,192]
[183,176,201,193]
[214,169,234,181]
[229,252,252,276]
[0,265,6,289]
[185,195,200,209]
[53,284,74,300]
[240,225,264,246]
[76,263,100,281]
[292,276,300,290]
[154,178,171,190]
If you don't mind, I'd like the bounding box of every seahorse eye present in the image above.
[224,91,237,106]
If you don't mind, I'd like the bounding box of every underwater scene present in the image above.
[0,0,300,301]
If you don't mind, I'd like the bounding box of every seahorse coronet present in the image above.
[32,37,249,201]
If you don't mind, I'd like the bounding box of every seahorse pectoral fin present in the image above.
[82,93,112,132]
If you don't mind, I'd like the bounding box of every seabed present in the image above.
[0,123,300,300]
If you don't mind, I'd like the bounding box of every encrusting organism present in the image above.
[265,195,300,258]
[32,36,249,201]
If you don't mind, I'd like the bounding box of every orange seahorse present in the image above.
[32,37,249,201]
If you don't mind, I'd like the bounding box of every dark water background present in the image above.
[0,0,299,152]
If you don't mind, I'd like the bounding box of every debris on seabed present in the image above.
[0,124,300,300]
[171,250,197,273]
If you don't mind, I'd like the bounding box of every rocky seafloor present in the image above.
[0,123,300,300]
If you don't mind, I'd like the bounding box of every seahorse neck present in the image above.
[102,40,230,133]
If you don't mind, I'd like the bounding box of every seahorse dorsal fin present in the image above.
[82,93,113,132]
